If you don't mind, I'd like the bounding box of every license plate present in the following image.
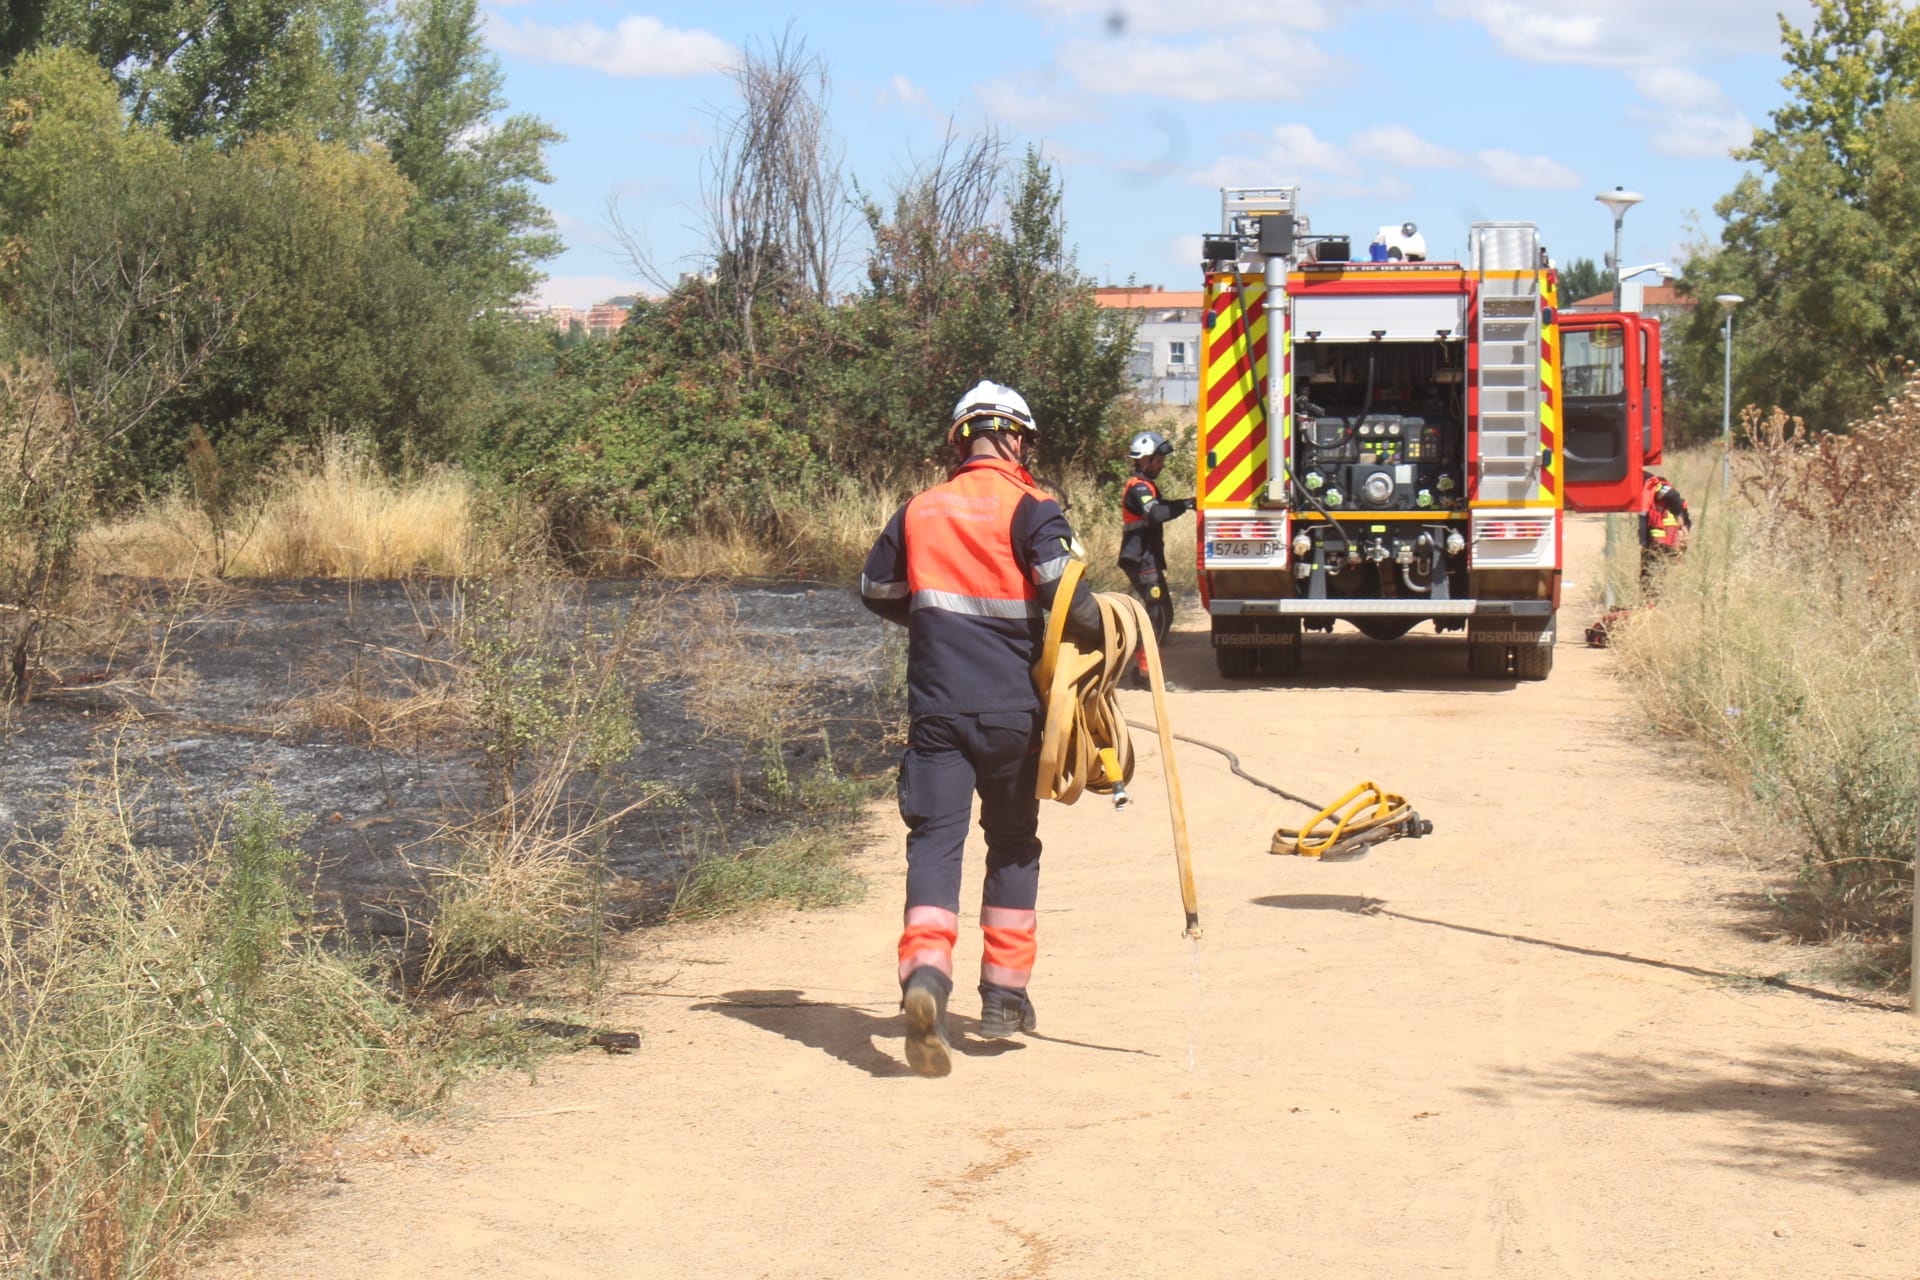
[1209,540,1278,558]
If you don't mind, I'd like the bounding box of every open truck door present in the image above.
[1559,312,1663,512]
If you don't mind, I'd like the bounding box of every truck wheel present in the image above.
[1467,641,1508,677]
[1216,645,1255,679]
[1513,619,1556,681]
[1257,637,1302,677]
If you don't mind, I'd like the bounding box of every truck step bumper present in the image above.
[1209,598,1553,619]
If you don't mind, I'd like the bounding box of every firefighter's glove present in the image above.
[1173,498,1195,517]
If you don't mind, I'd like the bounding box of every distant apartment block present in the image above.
[513,296,638,338]
[1093,285,1204,408]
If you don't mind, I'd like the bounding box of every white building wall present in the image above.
[1132,316,1202,407]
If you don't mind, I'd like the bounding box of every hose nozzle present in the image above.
[1111,783,1132,810]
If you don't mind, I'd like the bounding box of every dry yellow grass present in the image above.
[80,440,1196,594]
[1610,413,1920,956]
[85,438,509,579]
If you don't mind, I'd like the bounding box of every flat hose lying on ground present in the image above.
[1122,724,1434,860]
[1031,558,1200,938]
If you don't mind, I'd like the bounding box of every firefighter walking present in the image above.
[860,381,1101,1078]
[1119,431,1193,685]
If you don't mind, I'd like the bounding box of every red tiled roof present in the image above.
[1094,285,1205,310]
[1569,284,1691,308]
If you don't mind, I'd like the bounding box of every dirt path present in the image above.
[201,515,1920,1280]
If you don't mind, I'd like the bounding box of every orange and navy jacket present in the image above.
[861,456,1097,717]
[1640,474,1691,547]
[1119,471,1182,572]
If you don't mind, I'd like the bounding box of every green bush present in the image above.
[0,780,427,1277]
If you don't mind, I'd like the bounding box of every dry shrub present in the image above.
[0,360,90,702]
[555,472,928,582]
[416,566,659,988]
[419,769,639,988]
[676,587,810,796]
[289,583,468,751]
[1613,398,1920,963]
[86,438,529,580]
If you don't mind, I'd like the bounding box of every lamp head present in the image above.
[1594,187,1645,221]
[1713,293,1744,315]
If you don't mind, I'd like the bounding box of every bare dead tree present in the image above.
[610,26,848,359]
[864,125,1007,322]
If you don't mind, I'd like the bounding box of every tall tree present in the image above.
[34,0,388,143]
[1762,0,1920,199]
[1671,0,1920,439]
[377,0,561,309]
[1555,257,1608,306]
[0,0,53,68]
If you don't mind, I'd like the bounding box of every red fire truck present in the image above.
[1194,187,1664,680]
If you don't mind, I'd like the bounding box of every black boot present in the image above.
[900,967,953,1077]
[977,985,1038,1039]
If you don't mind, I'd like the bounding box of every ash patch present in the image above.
[0,578,899,937]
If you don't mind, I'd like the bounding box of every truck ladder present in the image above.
[1470,223,1543,505]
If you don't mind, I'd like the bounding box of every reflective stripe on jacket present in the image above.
[1119,473,1165,571]
[860,456,1081,717]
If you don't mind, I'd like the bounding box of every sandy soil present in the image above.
[199,515,1920,1280]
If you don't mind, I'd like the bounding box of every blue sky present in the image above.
[482,0,1816,309]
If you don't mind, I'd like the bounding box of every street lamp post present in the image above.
[1594,187,1645,606]
[1595,187,1645,310]
[1715,294,1744,495]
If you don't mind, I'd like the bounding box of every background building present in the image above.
[1094,285,1204,407]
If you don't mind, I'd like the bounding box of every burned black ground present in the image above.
[0,577,899,941]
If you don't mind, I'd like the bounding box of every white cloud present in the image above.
[1640,109,1755,159]
[1435,0,1807,66]
[1025,0,1335,34]
[1350,125,1467,170]
[1058,33,1338,102]
[1631,65,1726,111]
[1475,149,1582,189]
[485,14,735,77]
[1189,123,1455,195]
[885,74,929,107]
[977,78,1102,128]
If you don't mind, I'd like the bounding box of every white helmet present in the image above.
[948,380,1036,448]
[1128,430,1172,461]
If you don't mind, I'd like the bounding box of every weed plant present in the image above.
[1611,400,1920,969]
[419,564,658,989]
[0,769,430,1278]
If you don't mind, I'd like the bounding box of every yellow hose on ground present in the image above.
[1032,559,1200,938]
[1268,781,1429,859]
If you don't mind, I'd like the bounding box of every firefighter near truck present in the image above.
[1194,187,1665,681]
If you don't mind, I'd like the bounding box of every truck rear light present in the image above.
[1212,520,1283,541]
[1475,519,1551,541]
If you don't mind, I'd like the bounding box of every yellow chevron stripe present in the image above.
[1200,278,1270,506]
[1540,272,1560,504]
[1275,321,1292,496]
[1213,439,1267,503]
